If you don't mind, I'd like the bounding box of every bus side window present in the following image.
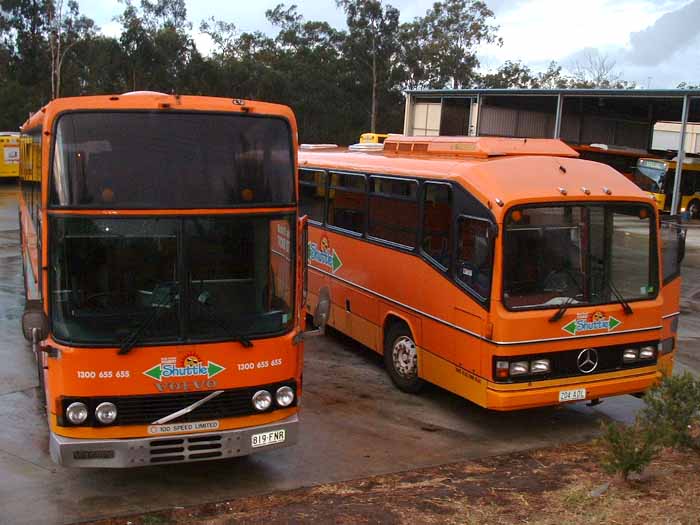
[421,182,451,269]
[327,172,366,235]
[455,216,493,300]
[368,176,418,248]
[299,169,327,223]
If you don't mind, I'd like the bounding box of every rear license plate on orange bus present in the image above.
[251,429,286,448]
[558,388,586,403]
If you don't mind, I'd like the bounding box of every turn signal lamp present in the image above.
[495,361,509,379]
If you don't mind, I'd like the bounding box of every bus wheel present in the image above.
[688,199,700,220]
[384,324,424,393]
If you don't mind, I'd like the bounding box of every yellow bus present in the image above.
[634,157,700,218]
[0,132,20,178]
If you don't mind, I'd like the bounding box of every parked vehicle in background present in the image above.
[634,157,700,218]
[299,135,683,411]
[572,143,656,182]
[0,132,20,178]
[19,92,323,468]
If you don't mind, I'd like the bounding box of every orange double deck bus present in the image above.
[299,136,684,410]
[19,93,318,467]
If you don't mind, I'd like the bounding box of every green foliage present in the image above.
[639,372,700,451]
[598,373,700,481]
[599,421,660,480]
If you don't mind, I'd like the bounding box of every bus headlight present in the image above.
[66,402,88,425]
[509,361,529,376]
[252,390,272,411]
[639,346,656,359]
[95,402,118,424]
[275,386,295,407]
[530,359,551,374]
[623,349,639,362]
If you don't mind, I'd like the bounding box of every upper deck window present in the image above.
[50,112,294,208]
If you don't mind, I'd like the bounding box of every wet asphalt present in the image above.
[0,180,697,525]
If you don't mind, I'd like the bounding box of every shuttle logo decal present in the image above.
[144,354,226,381]
[308,235,343,273]
[562,311,621,336]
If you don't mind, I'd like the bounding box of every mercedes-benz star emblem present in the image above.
[577,348,599,374]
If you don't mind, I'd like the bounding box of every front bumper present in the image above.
[486,369,659,411]
[50,414,299,468]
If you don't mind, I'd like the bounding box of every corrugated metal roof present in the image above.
[406,88,700,98]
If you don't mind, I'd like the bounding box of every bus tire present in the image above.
[688,199,700,220]
[384,323,424,394]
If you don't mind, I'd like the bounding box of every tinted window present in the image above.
[368,177,418,248]
[327,172,366,234]
[50,112,294,208]
[299,169,326,222]
[421,182,451,268]
[660,216,685,283]
[455,217,493,299]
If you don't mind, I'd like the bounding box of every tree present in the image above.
[117,0,195,92]
[47,0,96,98]
[478,60,535,88]
[401,0,501,90]
[337,0,400,133]
[570,49,635,89]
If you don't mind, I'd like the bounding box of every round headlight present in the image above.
[66,401,88,425]
[275,386,295,407]
[95,402,118,424]
[252,390,272,411]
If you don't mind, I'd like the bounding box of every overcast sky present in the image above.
[80,0,700,88]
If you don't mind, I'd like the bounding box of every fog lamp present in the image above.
[66,401,88,425]
[95,402,118,424]
[275,386,295,407]
[509,361,529,376]
[252,390,272,411]
[622,349,639,363]
[530,359,551,374]
[639,346,656,359]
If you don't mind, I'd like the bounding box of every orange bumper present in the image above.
[485,367,660,411]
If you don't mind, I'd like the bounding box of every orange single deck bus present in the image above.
[299,136,684,411]
[19,93,316,467]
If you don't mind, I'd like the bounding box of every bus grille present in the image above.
[494,342,658,383]
[97,380,296,426]
[149,434,224,463]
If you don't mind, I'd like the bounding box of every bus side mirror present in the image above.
[295,288,330,343]
[22,304,49,342]
[313,287,330,330]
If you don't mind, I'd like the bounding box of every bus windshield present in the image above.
[49,215,294,345]
[633,160,667,193]
[50,112,294,208]
[503,204,657,310]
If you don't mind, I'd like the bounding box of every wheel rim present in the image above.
[392,336,417,379]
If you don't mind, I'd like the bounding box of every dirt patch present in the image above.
[84,443,700,525]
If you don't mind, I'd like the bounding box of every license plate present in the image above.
[251,429,286,448]
[559,388,587,403]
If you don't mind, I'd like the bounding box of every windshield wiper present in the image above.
[118,285,176,355]
[548,295,578,323]
[605,278,634,315]
[191,290,254,348]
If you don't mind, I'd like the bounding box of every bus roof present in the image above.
[20,93,296,132]
[300,138,652,219]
